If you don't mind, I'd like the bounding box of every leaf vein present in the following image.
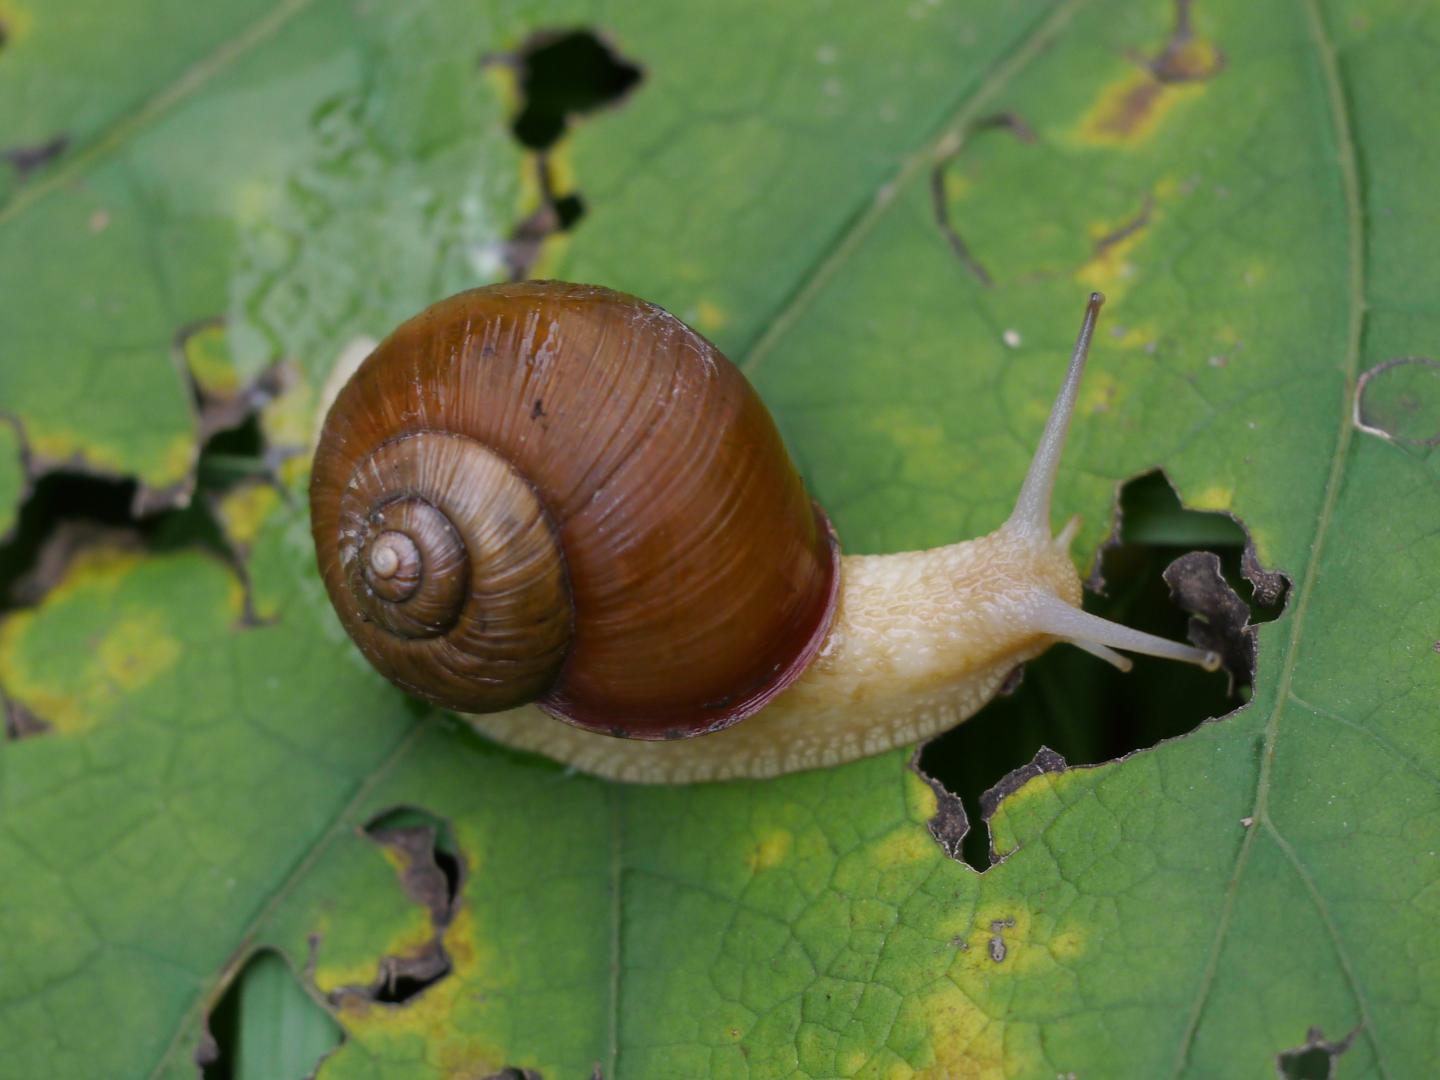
[1170,0,1376,1074]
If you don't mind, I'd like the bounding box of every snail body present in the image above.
[311,283,1215,784]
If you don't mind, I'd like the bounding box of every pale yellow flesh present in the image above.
[465,524,1084,784]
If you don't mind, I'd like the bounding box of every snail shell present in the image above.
[309,282,840,739]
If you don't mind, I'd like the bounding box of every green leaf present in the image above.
[0,420,23,541]
[218,951,343,1080]
[2,1,1437,1078]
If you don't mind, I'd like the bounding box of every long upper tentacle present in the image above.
[1006,292,1105,543]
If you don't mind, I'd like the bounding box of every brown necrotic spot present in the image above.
[1354,356,1440,445]
[1,134,68,179]
[2,692,50,739]
[987,916,1016,963]
[1163,550,1261,693]
[1083,0,1223,143]
[1148,0,1226,83]
[909,747,971,861]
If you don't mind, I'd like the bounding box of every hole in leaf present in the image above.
[368,952,454,1006]
[1276,1026,1356,1080]
[509,30,643,150]
[0,471,162,610]
[488,29,643,278]
[919,470,1286,871]
[320,806,467,1008]
[552,192,586,230]
[1279,1046,1333,1080]
[201,949,342,1080]
[0,352,293,623]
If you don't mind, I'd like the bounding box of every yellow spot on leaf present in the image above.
[904,766,939,824]
[1048,927,1086,962]
[482,56,520,115]
[49,548,147,596]
[28,429,125,475]
[234,179,281,226]
[952,907,1035,973]
[333,905,514,1074]
[746,829,793,872]
[543,145,577,206]
[160,431,197,484]
[261,373,315,489]
[1075,200,1162,296]
[872,824,933,868]
[942,169,972,202]
[1081,370,1120,416]
[1190,485,1233,512]
[181,322,239,397]
[517,145,576,279]
[903,981,1010,1078]
[1154,175,1182,201]
[1161,38,1224,82]
[1112,322,1160,351]
[1078,41,1219,147]
[217,483,280,550]
[0,550,238,736]
[693,299,728,335]
[0,3,34,45]
[873,407,945,454]
[0,553,180,734]
[28,425,194,492]
[97,611,180,692]
[984,769,1066,856]
[1247,526,1273,567]
[314,906,435,995]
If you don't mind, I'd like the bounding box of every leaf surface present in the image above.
[1,1,1436,1077]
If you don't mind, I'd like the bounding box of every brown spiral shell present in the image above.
[310,281,841,740]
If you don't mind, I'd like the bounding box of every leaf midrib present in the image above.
[1169,1,1385,1075]
[0,0,315,230]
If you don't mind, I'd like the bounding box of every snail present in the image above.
[310,281,1217,784]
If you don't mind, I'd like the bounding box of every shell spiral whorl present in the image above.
[310,281,841,740]
[335,431,573,711]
